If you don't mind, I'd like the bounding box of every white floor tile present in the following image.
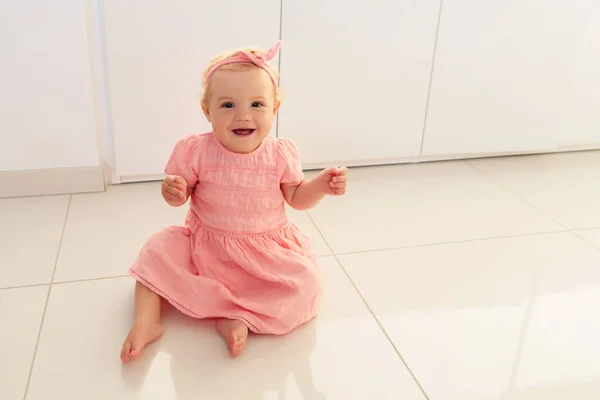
[308,162,561,254]
[286,208,331,256]
[26,257,424,400]
[575,229,600,250]
[470,151,600,230]
[0,285,48,400]
[340,232,600,400]
[54,183,188,282]
[0,196,69,288]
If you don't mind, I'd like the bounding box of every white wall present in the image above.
[0,0,99,172]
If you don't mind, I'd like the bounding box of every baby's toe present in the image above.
[230,334,247,357]
[120,348,131,363]
[129,345,142,360]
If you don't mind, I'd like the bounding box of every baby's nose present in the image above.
[235,110,251,121]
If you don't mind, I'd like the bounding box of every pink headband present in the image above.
[204,41,281,88]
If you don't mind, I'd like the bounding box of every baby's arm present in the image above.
[282,167,348,211]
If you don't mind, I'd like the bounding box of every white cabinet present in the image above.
[101,1,600,182]
[555,1,600,150]
[0,0,97,171]
[277,0,441,168]
[104,1,281,181]
[422,0,600,157]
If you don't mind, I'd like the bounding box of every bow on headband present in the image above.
[204,41,281,88]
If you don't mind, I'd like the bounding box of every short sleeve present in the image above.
[278,138,304,186]
[164,134,201,187]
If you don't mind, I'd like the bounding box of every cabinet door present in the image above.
[0,0,97,171]
[556,1,600,149]
[277,0,441,167]
[422,0,600,156]
[104,1,281,180]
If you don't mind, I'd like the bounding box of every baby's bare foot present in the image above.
[120,318,163,364]
[216,319,249,358]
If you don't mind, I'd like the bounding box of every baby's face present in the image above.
[203,67,278,154]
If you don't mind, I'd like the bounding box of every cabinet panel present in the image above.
[104,1,281,179]
[0,0,97,171]
[278,0,441,167]
[557,1,600,149]
[423,0,600,156]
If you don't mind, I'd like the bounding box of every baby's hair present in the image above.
[200,46,281,109]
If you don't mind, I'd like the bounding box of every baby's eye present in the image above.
[221,102,234,108]
[251,101,264,108]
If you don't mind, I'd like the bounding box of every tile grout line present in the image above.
[54,274,130,286]
[305,211,431,400]
[465,160,570,230]
[331,254,431,400]
[464,161,600,251]
[22,195,72,400]
[572,227,600,233]
[505,280,537,392]
[0,283,50,291]
[335,229,568,256]
[0,274,131,292]
[571,230,600,252]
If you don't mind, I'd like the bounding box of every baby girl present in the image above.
[120,41,348,363]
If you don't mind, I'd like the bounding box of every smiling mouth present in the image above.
[232,129,256,136]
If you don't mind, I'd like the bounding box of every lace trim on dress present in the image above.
[198,181,281,196]
[131,269,261,333]
[203,164,278,175]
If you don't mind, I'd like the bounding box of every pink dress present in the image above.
[129,132,321,335]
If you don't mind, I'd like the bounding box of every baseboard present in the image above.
[112,146,600,183]
[301,146,600,170]
[0,165,105,198]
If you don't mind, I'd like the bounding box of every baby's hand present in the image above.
[316,167,348,196]
[162,175,188,206]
